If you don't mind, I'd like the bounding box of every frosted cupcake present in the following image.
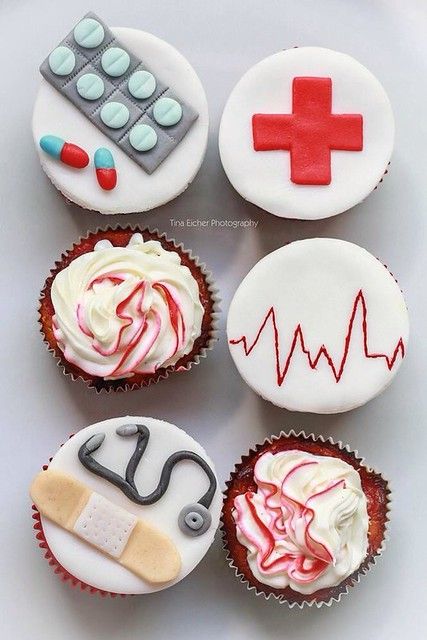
[39,228,218,391]
[30,417,221,595]
[222,432,390,607]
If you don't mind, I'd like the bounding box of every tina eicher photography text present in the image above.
[170,218,259,229]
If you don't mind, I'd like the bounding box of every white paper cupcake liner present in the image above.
[38,225,220,392]
[221,429,391,609]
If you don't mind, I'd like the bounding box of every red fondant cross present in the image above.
[252,77,363,185]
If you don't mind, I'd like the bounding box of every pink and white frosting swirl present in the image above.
[233,450,368,594]
[51,234,204,379]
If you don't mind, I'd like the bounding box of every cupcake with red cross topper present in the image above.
[39,227,218,391]
[222,431,390,607]
[219,47,394,219]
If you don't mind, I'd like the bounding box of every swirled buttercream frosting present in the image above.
[233,450,368,594]
[51,233,204,379]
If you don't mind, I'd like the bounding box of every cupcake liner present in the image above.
[221,430,391,609]
[39,226,220,392]
[32,506,127,597]
[31,436,127,597]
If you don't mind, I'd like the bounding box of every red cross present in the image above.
[252,77,363,185]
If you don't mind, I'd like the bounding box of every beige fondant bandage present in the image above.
[30,469,181,584]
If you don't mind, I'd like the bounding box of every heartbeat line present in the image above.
[229,290,405,386]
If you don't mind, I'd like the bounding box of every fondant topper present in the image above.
[31,468,181,584]
[227,238,409,413]
[252,76,363,185]
[40,12,198,174]
[219,47,394,220]
[79,423,217,536]
[30,422,218,587]
[30,417,221,594]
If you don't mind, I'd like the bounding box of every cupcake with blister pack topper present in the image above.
[33,12,208,213]
[219,47,394,219]
[30,416,221,595]
[39,227,218,392]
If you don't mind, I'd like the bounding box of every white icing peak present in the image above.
[233,450,369,594]
[51,234,204,379]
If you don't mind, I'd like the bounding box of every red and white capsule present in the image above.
[39,135,89,168]
[94,147,117,191]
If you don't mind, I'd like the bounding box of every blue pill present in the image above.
[129,124,158,151]
[128,70,156,100]
[39,134,63,159]
[76,73,105,100]
[74,18,105,48]
[153,97,182,127]
[101,47,130,77]
[94,147,115,169]
[100,101,130,129]
[48,46,76,76]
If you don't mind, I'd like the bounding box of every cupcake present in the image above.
[219,47,394,220]
[32,12,208,214]
[30,416,221,595]
[227,238,409,413]
[39,227,218,391]
[222,431,390,607]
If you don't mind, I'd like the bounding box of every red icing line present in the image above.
[153,283,185,357]
[237,486,329,581]
[107,281,149,374]
[75,275,188,377]
[252,77,363,185]
[229,289,405,386]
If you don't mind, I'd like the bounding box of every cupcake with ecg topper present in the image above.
[227,238,409,413]
[39,227,218,391]
[32,12,208,213]
[30,416,221,595]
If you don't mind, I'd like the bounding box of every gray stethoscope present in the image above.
[78,423,217,537]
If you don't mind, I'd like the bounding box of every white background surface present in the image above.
[0,1,425,639]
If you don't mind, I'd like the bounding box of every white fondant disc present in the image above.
[33,28,208,214]
[41,417,221,594]
[227,239,409,413]
[219,47,394,220]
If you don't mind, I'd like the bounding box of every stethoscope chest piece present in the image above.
[178,503,212,537]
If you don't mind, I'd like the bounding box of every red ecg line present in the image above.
[229,290,405,386]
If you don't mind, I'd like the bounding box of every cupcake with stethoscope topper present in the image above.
[30,416,221,595]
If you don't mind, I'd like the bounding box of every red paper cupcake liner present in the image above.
[221,430,391,608]
[31,505,127,597]
[31,436,127,597]
[39,226,220,392]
